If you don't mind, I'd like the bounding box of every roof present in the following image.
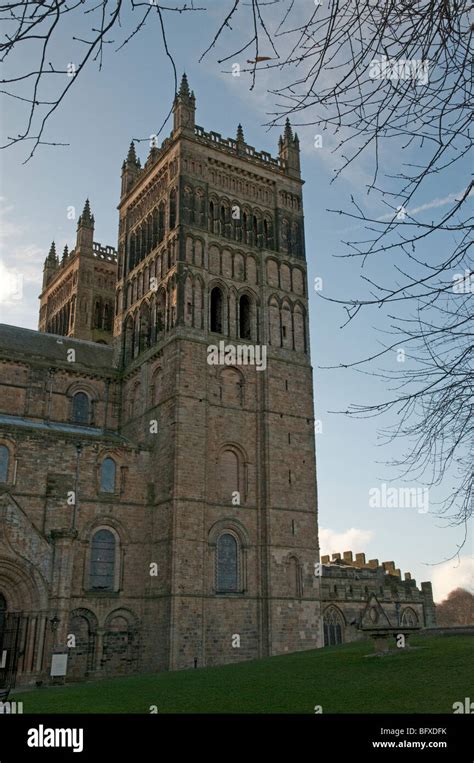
[0,413,128,443]
[0,324,116,372]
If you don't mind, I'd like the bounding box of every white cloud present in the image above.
[319,527,374,557]
[378,187,473,221]
[431,557,474,603]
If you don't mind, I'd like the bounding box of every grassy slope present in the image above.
[13,636,473,714]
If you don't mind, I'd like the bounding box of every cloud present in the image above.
[319,527,375,557]
[378,187,473,221]
[431,557,474,603]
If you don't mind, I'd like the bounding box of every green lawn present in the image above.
[13,635,473,714]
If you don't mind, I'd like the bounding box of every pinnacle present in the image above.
[236,123,245,143]
[179,72,190,98]
[127,141,138,164]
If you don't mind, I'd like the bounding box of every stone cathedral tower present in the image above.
[114,74,321,667]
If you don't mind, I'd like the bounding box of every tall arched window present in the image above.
[323,607,344,646]
[94,299,103,329]
[72,392,90,424]
[158,202,165,243]
[90,530,116,591]
[209,201,215,233]
[239,295,251,340]
[100,458,116,493]
[169,189,177,229]
[0,445,9,482]
[216,533,238,592]
[210,287,223,333]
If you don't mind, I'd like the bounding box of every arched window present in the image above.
[323,607,344,646]
[100,458,116,493]
[104,303,112,331]
[239,295,251,340]
[216,533,238,592]
[401,608,418,627]
[219,449,239,499]
[209,201,215,233]
[220,205,226,236]
[72,392,90,424]
[210,287,223,333]
[94,299,103,329]
[158,202,165,243]
[169,189,177,229]
[242,212,248,243]
[0,445,9,482]
[90,530,115,591]
[253,215,258,245]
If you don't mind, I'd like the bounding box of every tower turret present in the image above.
[278,118,301,178]
[121,142,141,197]
[42,241,59,288]
[75,198,95,254]
[172,73,196,135]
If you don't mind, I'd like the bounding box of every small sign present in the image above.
[50,653,68,677]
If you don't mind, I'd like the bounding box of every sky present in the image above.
[0,1,472,602]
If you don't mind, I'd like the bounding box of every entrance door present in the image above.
[0,595,23,696]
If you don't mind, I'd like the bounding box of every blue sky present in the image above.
[0,2,471,601]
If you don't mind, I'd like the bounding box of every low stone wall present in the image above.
[421,626,474,636]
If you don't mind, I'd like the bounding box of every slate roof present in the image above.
[0,324,116,372]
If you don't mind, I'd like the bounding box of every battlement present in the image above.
[92,241,117,262]
[321,551,423,588]
[194,125,282,170]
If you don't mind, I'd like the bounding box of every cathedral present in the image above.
[0,75,434,688]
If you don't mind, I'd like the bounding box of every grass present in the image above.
[13,635,473,714]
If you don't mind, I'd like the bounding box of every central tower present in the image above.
[114,75,320,669]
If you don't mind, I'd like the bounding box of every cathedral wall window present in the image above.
[72,392,91,425]
[216,533,239,593]
[87,528,120,592]
[100,457,116,493]
[323,606,345,646]
[238,294,252,340]
[169,189,177,229]
[0,445,10,483]
[210,286,224,334]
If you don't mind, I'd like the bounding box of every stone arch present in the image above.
[216,442,248,504]
[67,608,98,681]
[284,554,303,598]
[281,298,293,349]
[266,257,279,288]
[280,262,291,292]
[293,301,307,353]
[209,282,227,334]
[246,254,257,285]
[292,266,305,296]
[103,608,140,676]
[0,555,48,612]
[268,294,281,347]
[184,273,193,327]
[401,607,419,627]
[193,276,204,329]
